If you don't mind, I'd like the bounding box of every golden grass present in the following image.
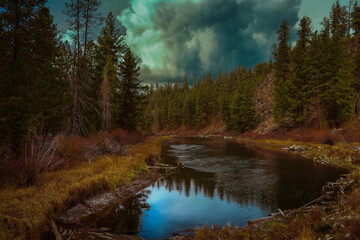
[0,136,169,240]
[127,136,169,164]
[238,138,360,168]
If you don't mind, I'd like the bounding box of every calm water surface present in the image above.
[85,137,346,239]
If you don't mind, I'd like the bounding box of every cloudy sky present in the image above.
[47,0,350,83]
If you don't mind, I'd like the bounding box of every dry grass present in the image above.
[0,136,168,240]
[240,129,345,143]
[0,129,148,186]
[348,217,360,239]
[348,188,360,213]
[127,136,169,165]
[110,128,145,145]
[194,224,263,240]
[237,137,360,168]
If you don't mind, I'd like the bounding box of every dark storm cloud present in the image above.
[118,0,302,83]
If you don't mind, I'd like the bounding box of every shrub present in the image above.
[348,188,360,213]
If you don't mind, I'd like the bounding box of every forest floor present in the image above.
[0,135,169,240]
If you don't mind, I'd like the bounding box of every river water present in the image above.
[85,137,346,239]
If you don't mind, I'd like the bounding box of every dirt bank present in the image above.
[53,170,163,240]
[58,170,162,225]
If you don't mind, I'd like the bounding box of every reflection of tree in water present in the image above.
[155,168,216,198]
[159,137,345,212]
[87,190,151,235]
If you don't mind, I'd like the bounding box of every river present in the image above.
[85,137,346,239]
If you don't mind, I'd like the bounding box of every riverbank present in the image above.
[0,136,169,240]
[192,137,360,240]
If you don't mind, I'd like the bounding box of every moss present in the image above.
[0,136,169,240]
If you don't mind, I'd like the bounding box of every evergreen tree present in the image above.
[352,0,360,35]
[333,57,356,124]
[272,20,292,127]
[289,16,313,125]
[117,48,144,131]
[100,56,117,131]
[229,84,256,133]
[330,0,348,38]
[0,1,67,143]
[95,12,125,131]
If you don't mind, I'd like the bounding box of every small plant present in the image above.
[295,227,316,240]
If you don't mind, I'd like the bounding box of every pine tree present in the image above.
[0,1,67,143]
[117,48,144,131]
[272,20,292,127]
[95,12,125,131]
[333,57,356,124]
[28,6,69,133]
[304,31,327,130]
[330,0,348,38]
[352,0,360,35]
[193,83,207,128]
[100,56,117,131]
[229,72,256,133]
[289,16,313,125]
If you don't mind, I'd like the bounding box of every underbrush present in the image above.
[0,128,146,186]
[0,136,168,240]
[240,129,346,144]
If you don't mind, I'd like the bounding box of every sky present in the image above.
[47,0,350,83]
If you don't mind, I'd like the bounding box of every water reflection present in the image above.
[86,137,347,240]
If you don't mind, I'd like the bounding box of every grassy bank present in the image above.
[194,138,360,240]
[237,138,360,168]
[0,136,168,240]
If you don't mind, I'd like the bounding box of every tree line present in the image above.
[1,0,360,150]
[146,0,360,132]
[0,0,144,148]
[144,63,271,133]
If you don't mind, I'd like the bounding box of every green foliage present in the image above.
[0,2,68,144]
[272,20,292,127]
[229,84,256,133]
[145,63,270,132]
[117,48,145,131]
[271,0,358,129]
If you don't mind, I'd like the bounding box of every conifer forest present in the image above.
[1,0,360,240]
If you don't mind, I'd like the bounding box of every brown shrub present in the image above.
[348,188,360,213]
[305,207,324,226]
[295,227,316,240]
[240,129,346,144]
[288,217,308,238]
[348,218,360,240]
[111,128,145,145]
[57,135,83,161]
[17,135,68,185]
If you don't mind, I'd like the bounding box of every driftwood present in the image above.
[248,216,273,225]
[148,166,177,170]
[278,208,285,216]
[297,195,324,211]
[50,219,62,240]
